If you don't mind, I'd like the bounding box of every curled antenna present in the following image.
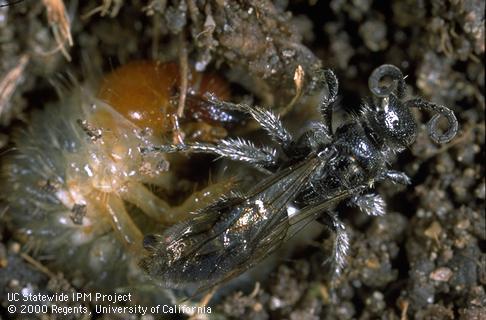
[406,98,459,144]
[368,64,406,99]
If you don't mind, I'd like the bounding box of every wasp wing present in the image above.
[140,157,321,290]
[286,189,356,240]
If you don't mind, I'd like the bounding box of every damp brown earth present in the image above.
[0,1,484,319]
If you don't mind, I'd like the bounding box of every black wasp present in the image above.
[140,64,458,291]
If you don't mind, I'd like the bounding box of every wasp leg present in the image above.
[207,96,293,149]
[378,170,412,185]
[145,137,278,170]
[350,193,386,216]
[120,179,236,225]
[319,211,350,276]
[300,121,334,150]
[315,69,338,137]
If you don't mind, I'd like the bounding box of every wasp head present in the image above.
[364,64,457,150]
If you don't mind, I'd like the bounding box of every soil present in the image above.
[0,1,484,319]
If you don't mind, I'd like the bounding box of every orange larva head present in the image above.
[97,60,232,138]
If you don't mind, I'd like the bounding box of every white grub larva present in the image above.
[1,60,234,301]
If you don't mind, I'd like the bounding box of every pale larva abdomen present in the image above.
[2,61,237,303]
[2,92,147,292]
